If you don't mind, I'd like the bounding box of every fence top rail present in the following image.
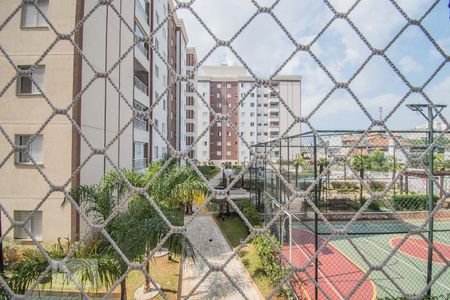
[251,129,449,148]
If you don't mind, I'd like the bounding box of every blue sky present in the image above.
[178,0,449,132]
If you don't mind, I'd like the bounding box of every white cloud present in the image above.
[398,56,422,73]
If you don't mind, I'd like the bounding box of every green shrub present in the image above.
[198,165,220,180]
[252,233,287,286]
[391,194,438,211]
[237,200,261,226]
[331,181,359,191]
[359,197,384,211]
[369,180,386,192]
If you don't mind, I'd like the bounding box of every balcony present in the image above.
[134,77,149,107]
[135,1,150,33]
[133,158,147,171]
[134,118,148,132]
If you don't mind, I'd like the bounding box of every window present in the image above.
[218,103,222,108]
[250,122,255,127]
[162,122,166,134]
[15,135,43,165]
[14,210,43,240]
[227,151,232,156]
[203,112,208,117]
[217,141,222,146]
[227,83,231,88]
[155,12,160,25]
[202,121,207,127]
[218,132,222,136]
[227,94,231,98]
[154,119,159,128]
[250,103,255,107]
[17,66,45,95]
[155,38,159,51]
[226,141,231,146]
[217,93,221,98]
[250,93,255,97]
[155,65,159,78]
[217,83,222,88]
[203,141,207,146]
[217,122,222,127]
[250,132,254,136]
[21,0,48,28]
[217,151,222,156]
[227,132,231,136]
[154,146,159,159]
[250,112,254,117]
[162,75,166,84]
[163,99,166,110]
[241,122,245,127]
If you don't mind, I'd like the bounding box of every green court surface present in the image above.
[290,217,450,299]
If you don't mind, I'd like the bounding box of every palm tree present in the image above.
[352,154,372,200]
[292,155,308,188]
[3,239,121,299]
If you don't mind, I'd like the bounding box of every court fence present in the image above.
[246,130,450,299]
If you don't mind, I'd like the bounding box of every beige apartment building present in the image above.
[197,65,302,165]
[0,0,193,242]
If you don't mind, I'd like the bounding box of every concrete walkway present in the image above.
[181,213,262,300]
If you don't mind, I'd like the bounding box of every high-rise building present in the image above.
[0,0,191,242]
[196,65,302,165]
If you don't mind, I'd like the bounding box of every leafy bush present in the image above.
[252,234,287,286]
[369,180,386,192]
[391,194,438,211]
[197,165,220,180]
[331,181,359,191]
[359,197,384,211]
[237,200,261,226]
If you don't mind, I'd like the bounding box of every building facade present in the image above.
[197,65,302,165]
[0,0,192,242]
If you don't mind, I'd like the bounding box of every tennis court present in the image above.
[283,212,450,299]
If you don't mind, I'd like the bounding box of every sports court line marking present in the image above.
[390,237,450,265]
[292,241,345,300]
[361,237,450,292]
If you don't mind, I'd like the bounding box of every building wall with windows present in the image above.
[197,65,301,165]
[151,0,169,161]
[0,0,78,241]
[195,81,211,163]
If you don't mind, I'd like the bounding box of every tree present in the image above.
[292,155,308,188]
[352,154,372,200]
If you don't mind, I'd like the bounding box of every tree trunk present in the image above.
[120,280,127,300]
[143,260,153,293]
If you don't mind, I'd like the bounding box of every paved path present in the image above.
[181,213,262,300]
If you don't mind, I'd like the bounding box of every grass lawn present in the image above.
[215,215,285,300]
[126,255,180,300]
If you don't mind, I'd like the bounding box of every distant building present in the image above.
[196,65,301,165]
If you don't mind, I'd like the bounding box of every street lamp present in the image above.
[406,103,447,297]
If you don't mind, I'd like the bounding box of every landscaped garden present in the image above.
[214,200,297,300]
[1,157,210,299]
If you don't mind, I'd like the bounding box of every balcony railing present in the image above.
[134,77,148,95]
[135,0,149,25]
[134,118,148,131]
[136,41,148,58]
[133,158,147,170]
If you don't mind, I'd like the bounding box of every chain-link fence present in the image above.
[1,0,449,299]
[251,130,450,299]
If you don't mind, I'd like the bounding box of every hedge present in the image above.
[237,200,261,226]
[391,194,438,211]
[331,181,359,191]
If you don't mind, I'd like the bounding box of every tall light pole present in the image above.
[407,103,447,297]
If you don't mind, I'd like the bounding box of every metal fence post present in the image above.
[426,106,434,297]
[313,134,318,299]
